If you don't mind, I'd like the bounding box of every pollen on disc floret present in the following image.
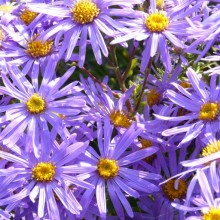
[71,0,100,24]
[32,162,56,182]
[20,8,38,25]
[109,110,132,128]
[145,12,169,32]
[97,158,119,180]
[26,35,53,59]
[163,178,187,201]
[26,93,46,114]
[199,102,219,121]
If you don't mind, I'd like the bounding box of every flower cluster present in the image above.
[0,0,220,219]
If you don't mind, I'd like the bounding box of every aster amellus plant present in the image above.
[1,0,220,219]
[0,24,58,76]
[111,0,189,72]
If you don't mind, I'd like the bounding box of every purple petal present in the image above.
[53,183,81,214]
[112,123,143,160]
[107,180,125,219]
[96,177,106,218]
[197,169,214,206]
[38,185,46,218]
[187,68,209,100]
[118,147,158,166]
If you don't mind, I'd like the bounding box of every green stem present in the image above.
[134,58,152,112]
[110,46,133,113]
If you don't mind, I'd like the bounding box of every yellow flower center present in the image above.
[163,179,187,200]
[26,37,53,59]
[145,12,169,32]
[32,162,56,182]
[109,110,131,128]
[0,4,13,13]
[71,0,100,24]
[147,89,161,107]
[20,8,38,25]
[202,140,220,157]
[203,207,220,220]
[199,102,219,121]
[97,158,119,180]
[26,93,46,114]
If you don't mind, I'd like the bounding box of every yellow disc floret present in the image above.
[97,158,119,179]
[199,102,219,121]
[163,178,187,200]
[147,89,161,107]
[145,12,169,32]
[109,110,131,128]
[26,93,46,114]
[71,0,100,24]
[202,140,220,157]
[20,8,38,25]
[26,36,53,59]
[32,162,56,182]
[203,207,220,220]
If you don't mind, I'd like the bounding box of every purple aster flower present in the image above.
[26,0,143,67]
[155,68,220,147]
[0,61,86,156]
[0,2,44,33]
[80,76,137,129]
[0,132,95,220]
[172,168,220,220]
[77,117,160,219]
[0,23,59,78]
[111,0,191,72]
